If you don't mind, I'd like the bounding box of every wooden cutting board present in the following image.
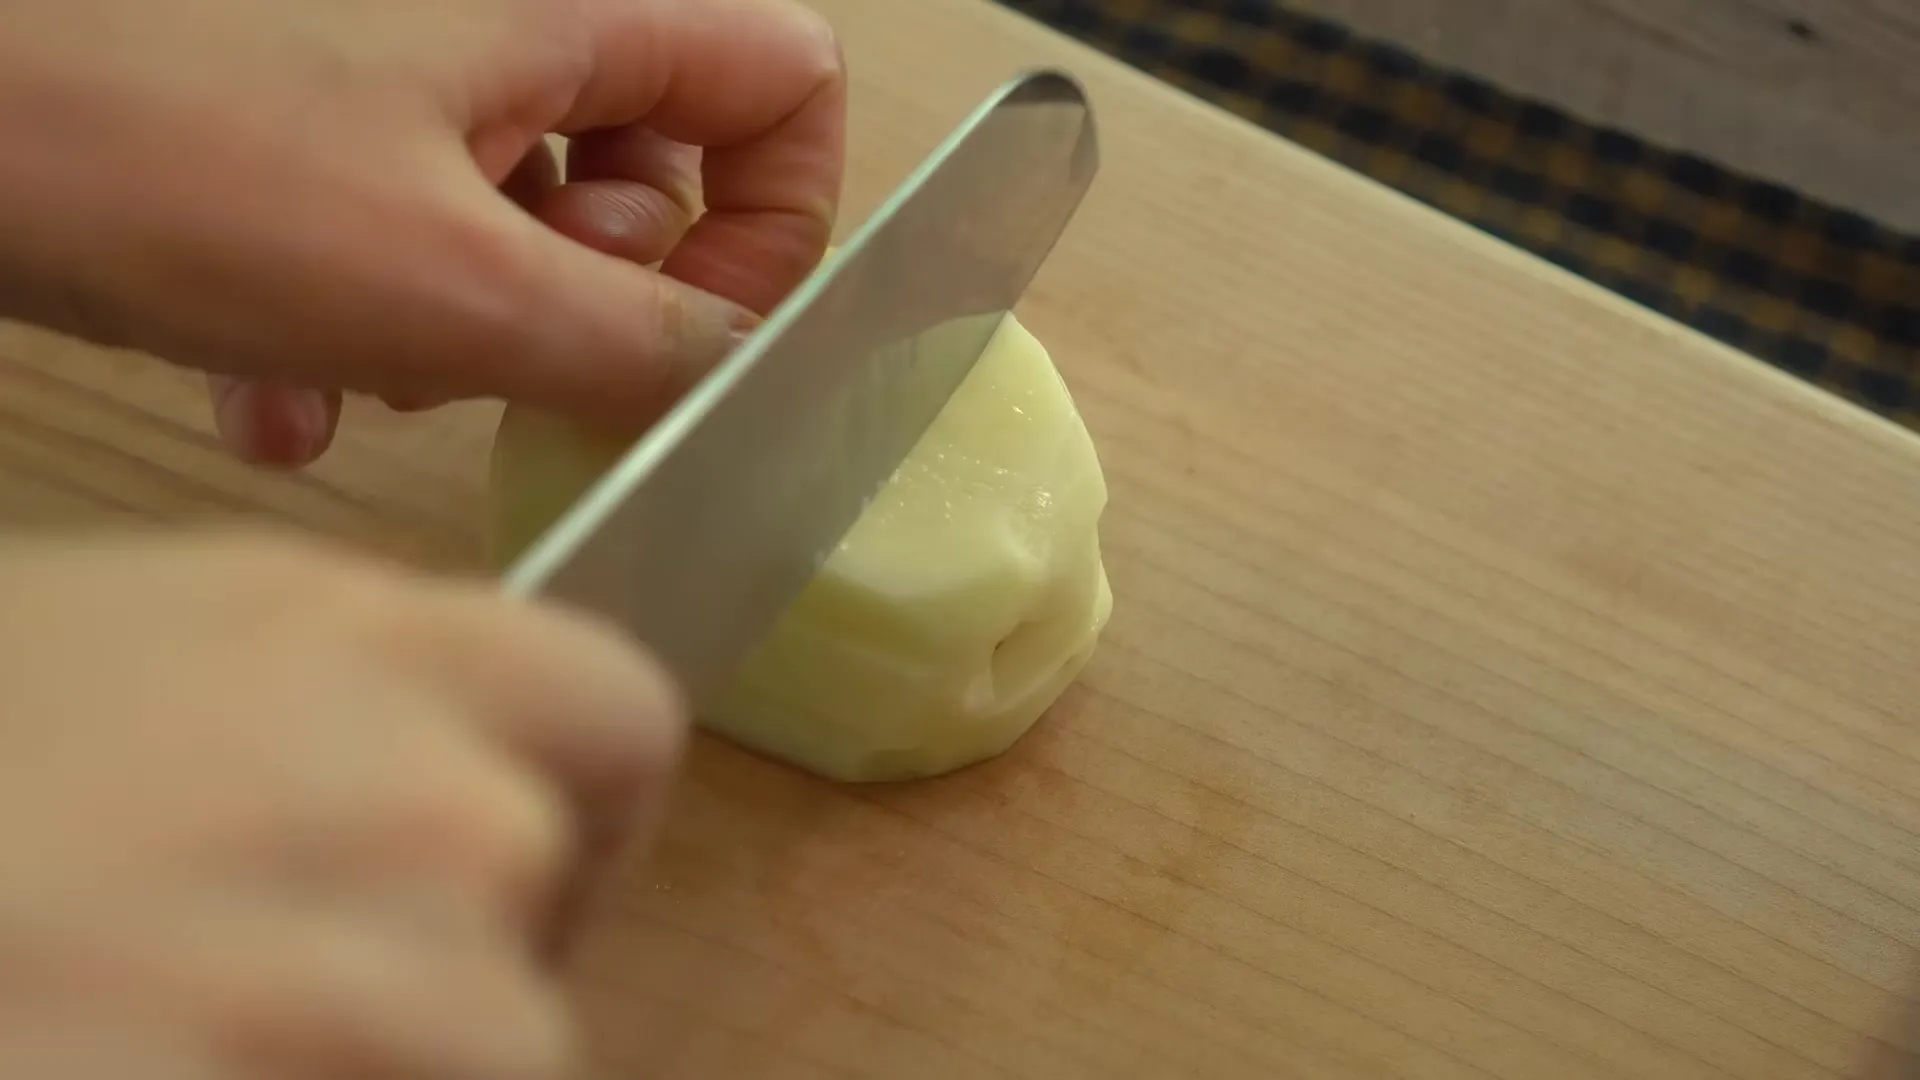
[3,0,1920,1076]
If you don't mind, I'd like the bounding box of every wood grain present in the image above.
[5,0,1920,1075]
[0,323,500,565]
[1295,0,1920,231]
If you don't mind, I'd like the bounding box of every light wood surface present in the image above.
[5,0,1920,1076]
[1297,0,1920,230]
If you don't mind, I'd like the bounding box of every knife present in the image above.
[500,68,1101,710]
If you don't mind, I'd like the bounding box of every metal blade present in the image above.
[501,68,1100,709]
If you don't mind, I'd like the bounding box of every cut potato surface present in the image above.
[488,313,1111,782]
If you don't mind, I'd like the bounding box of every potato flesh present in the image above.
[488,314,1111,782]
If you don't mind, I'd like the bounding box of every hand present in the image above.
[0,0,845,467]
[0,530,686,1078]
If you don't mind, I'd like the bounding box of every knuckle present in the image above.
[215,922,573,1079]
[598,184,695,252]
[393,766,571,912]
[613,653,689,779]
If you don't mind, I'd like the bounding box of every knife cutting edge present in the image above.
[501,68,1101,710]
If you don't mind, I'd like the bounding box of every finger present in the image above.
[534,126,702,265]
[262,914,571,1080]
[373,587,689,956]
[0,1014,229,1080]
[368,584,689,885]
[407,0,842,423]
[207,375,341,469]
[559,0,846,314]
[327,691,575,938]
[423,171,756,426]
[364,144,564,421]
[202,135,562,443]
[40,894,573,1080]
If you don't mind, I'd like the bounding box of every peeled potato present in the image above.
[488,313,1111,782]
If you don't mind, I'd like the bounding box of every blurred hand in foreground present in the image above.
[0,531,688,1078]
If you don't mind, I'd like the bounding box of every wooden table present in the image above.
[5,0,1920,1076]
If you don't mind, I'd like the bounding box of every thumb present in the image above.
[453,179,760,430]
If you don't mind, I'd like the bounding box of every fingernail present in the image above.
[285,390,331,462]
[728,308,763,350]
[210,379,329,468]
[674,294,759,377]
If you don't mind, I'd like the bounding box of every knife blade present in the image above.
[501,68,1101,710]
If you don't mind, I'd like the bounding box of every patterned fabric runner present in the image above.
[1002,0,1920,431]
